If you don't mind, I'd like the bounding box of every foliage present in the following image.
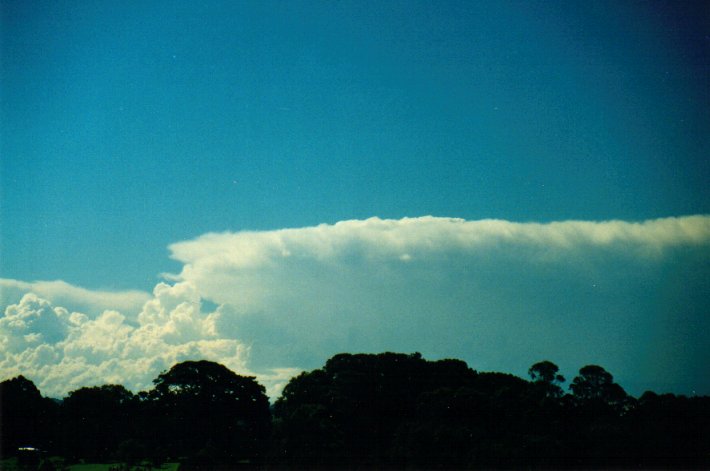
[147,360,271,462]
[2,355,709,469]
[0,375,58,457]
[569,364,633,414]
[61,385,137,461]
[529,360,566,398]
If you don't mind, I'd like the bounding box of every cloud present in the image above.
[170,215,710,264]
[0,293,72,353]
[0,286,255,397]
[0,279,150,319]
[168,215,710,394]
[168,215,710,308]
[1,215,709,398]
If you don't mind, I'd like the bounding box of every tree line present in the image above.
[1,354,709,469]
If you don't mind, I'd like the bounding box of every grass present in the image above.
[0,457,19,470]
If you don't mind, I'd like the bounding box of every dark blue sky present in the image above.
[2,0,708,290]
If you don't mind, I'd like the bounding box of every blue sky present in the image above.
[1,1,709,398]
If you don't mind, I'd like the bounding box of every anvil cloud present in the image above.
[2,216,709,398]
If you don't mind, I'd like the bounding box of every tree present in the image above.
[60,384,137,461]
[273,352,481,467]
[627,392,710,464]
[569,365,629,409]
[528,361,565,398]
[565,366,636,461]
[0,376,58,456]
[529,361,565,384]
[148,360,271,463]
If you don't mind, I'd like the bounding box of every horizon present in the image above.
[5,348,707,403]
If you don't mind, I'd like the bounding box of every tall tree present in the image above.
[570,365,629,410]
[148,360,271,463]
[60,385,136,461]
[528,360,565,398]
[0,376,58,456]
[273,352,481,467]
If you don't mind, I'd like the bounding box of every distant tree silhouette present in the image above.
[4,354,710,469]
[273,352,491,467]
[60,384,136,461]
[529,360,565,398]
[271,368,342,465]
[627,391,710,467]
[564,365,636,463]
[271,354,702,469]
[0,376,58,457]
[395,371,549,468]
[148,360,271,464]
[570,365,630,411]
[275,352,420,466]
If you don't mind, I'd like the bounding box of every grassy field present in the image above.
[0,457,19,470]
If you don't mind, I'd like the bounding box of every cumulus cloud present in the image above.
[1,215,709,398]
[0,279,150,319]
[0,285,256,397]
[0,294,72,353]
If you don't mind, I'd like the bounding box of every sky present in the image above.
[1,0,708,399]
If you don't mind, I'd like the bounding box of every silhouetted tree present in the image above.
[565,365,635,463]
[396,376,533,468]
[570,365,630,412]
[60,384,137,461]
[519,362,573,464]
[5,354,710,469]
[626,392,710,467]
[529,360,565,398]
[273,352,482,467]
[148,360,271,464]
[271,369,342,465]
[0,376,58,456]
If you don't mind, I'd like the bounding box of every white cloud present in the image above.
[167,215,710,311]
[170,215,710,268]
[0,279,150,319]
[1,215,709,398]
[0,294,71,352]
[167,215,710,394]
[0,286,259,397]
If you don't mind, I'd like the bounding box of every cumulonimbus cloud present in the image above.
[167,215,710,394]
[2,215,709,398]
[168,215,710,309]
[170,215,710,267]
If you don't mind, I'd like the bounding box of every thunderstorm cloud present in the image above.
[2,215,709,398]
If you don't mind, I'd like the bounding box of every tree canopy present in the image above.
[570,364,631,412]
[1,355,708,469]
[148,360,271,463]
[0,375,58,458]
[61,385,136,461]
